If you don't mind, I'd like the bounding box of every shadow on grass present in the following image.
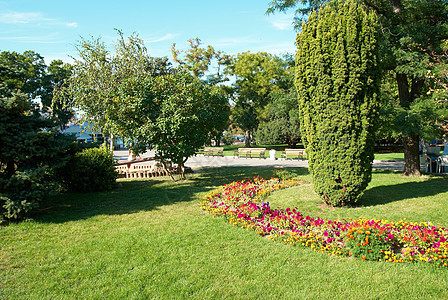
[37,167,309,224]
[359,172,448,207]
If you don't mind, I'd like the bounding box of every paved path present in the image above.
[114,149,408,172]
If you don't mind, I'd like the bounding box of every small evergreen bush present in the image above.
[0,169,47,222]
[60,147,118,192]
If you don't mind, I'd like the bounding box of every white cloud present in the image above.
[212,37,261,49]
[66,22,78,28]
[0,33,65,44]
[1,12,42,24]
[147,33,179,43]
[0,11,77,28]
[266,13,294,31]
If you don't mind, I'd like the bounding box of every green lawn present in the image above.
[374,152,404,161]
[1,168,448,299]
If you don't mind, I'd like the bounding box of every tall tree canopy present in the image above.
[171,37,231,83]
[226,51,287,147]
[171,38,231,145]
[268,0,448,176]
[296,0,381,206]
[255,55,301,148]
[0,50,46,100]
[57,32,226,180]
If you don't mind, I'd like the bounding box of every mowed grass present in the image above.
[1,167,448,299]
[374,152,404,161]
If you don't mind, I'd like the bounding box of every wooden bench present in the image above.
[233,148,266,158]
[198,147,224,156]
[115,157,156,169]
[281,149,307,160]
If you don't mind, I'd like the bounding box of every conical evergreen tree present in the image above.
[296,0,380,206]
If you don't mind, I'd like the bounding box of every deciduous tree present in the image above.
[227,51,286,147]
[171,38,231,145]
[58,32,225,180]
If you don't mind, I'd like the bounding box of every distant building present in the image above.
[62,122,125,148]
[62,122,103,143]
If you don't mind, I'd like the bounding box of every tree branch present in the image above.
[363,1,391,19]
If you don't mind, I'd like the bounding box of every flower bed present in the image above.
[200,175,448,268]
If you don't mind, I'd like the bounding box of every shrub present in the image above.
[60,147,118,192]
[273,169,295,181]
[221,131,235,145]
[0,168,47,223]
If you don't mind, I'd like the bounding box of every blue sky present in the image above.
[0,0,298,64]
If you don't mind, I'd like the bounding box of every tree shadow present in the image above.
[36,167,309,224]
[359,172,448,207]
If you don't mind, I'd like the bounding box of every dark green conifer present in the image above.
[296,0,380,206]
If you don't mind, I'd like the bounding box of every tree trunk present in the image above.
[396,73,422,176]
[178,162,186,180]
[161,160,175,181]
[109,133,114,152]
[244,130,251,147]
[287,136,298,149]
[403,135,421,176]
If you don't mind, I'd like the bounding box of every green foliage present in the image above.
[58,31,228,180]
[58,147,117,193]
[0,50,73,122]
[130,70,224,179]
[267,0,448,176]
[255,73,300,148]
[345,228,391,261]
[272,168,295,180]
[171,39,231,145]
[0,60,76,222]
[296,0,381,206]
[43,60,74,125]
[221,131,235,145]
[0,168,46,222]
[171,37,231,82]
[227,52,289,146]
[57,31,169,137]
[0,50,46,100]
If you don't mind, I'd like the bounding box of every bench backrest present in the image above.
[238,148,252,153]
[250,148,266,154]
[285,149,306,154]
[203,147,223,152]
